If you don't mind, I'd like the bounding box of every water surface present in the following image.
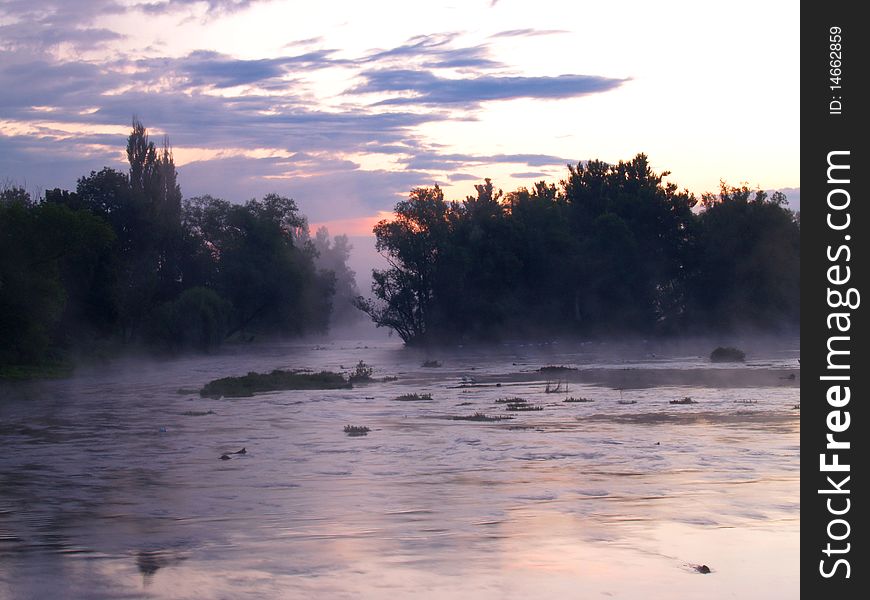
[0,339,800,599]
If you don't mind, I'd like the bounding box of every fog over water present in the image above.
[0,336,799,599]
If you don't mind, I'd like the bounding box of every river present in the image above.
[0,337,800,599]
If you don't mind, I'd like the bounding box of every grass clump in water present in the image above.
[506,403,543,411]
[182,410,215,416]
[452,412,513,422]
[539,365,577,373]
[563,396,593,403]
[344,425,370,436]
[421,360,442,368]
[670,396,697,405]
[710,346,746,362]
[348,360,374,383]
[495,397,526,404]
[394,392,432,401]
[200,369,350,398]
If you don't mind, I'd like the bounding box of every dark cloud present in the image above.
[355,69,627,106]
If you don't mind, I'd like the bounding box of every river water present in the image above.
[0,337,799,599]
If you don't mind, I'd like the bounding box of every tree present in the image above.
[561,154,697,331]
[0,192,115,364]
[312,227,362,326]
[687,183,800,330]
[358,156,797,343]
[357,186,450,343]
[181,194,333,338]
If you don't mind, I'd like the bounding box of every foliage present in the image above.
[1,189,115,365]
[182,193,334,338]
[2,119,353,372]
[360,155,799,343]
[687,184,800,330]
[143,287,231,352]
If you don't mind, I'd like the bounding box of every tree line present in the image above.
[356,154,800,344]
[0,120,359,369]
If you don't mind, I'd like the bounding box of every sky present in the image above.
[1,0,800,242]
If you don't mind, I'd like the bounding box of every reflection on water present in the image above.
[0,339,799,599]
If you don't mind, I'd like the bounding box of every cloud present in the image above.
[0,133,121,194]
[178,154,433,222]
[448,173,479,182]
[135,0,269,16]
[144,49,345,88]
[363,33,502,70]
[0,59,127,113]
[0,0,127,52]
[510,171,551,179]
[489,29,569,38]
[0,1,267,53]
[355,69,627,107]
[401,151,575,171]
[0,11,629,236]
